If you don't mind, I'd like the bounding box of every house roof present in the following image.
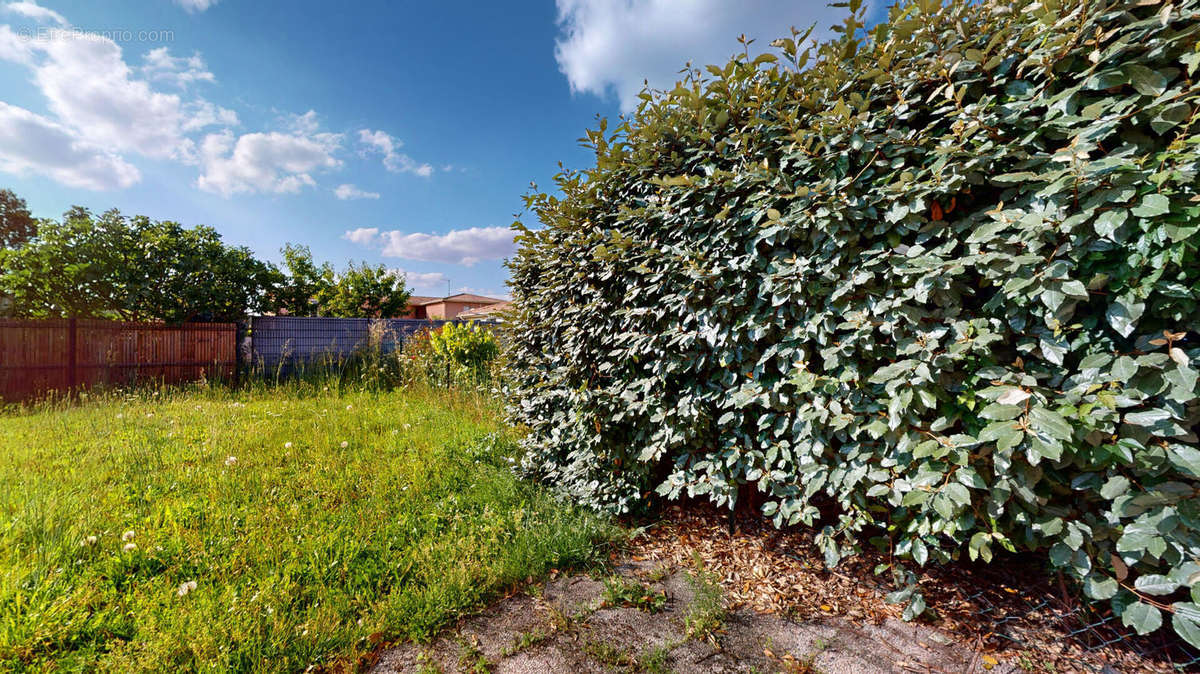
[412,293,506,306]
[458,300,512,317]
[406,295,439,306]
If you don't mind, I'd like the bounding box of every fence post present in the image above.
[66,317,78,392]
[233,322,242,389]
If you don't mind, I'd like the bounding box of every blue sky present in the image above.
[0,0,876,298]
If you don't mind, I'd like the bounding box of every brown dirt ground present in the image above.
[367,505,1198,673]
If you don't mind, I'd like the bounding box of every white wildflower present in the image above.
[284,442,293,449]
[177,580,198,597]
[124,542,137,552]
[225,456,238,466]
[340,441,349,448]
[122,530,135,541]
[81,535,98,547]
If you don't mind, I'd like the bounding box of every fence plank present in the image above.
[0,319,236,402]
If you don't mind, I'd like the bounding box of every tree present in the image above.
[274,244,333,316]
[0,208,122,318]
[0,188,36,248]
[316,261,411,318]
[0,207,279,322]
[122,216,281,322]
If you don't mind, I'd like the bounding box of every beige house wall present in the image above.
[423,301,484,320]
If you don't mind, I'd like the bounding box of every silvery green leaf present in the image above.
[980,403,1024,421]
[1124,64,1169,96]
[1167,445,1200,477]
[1030,407,1073,441]
[1111,356,1138,381]
[1131,193,1170,217]
[1107,298,1145,338]
[1172,603,1200,649]
[1134,574,1179,596]
[1095,209,1128,237]
[1122,602,1162,635]
[1124,408,1172,426]
[1085,575,1118,600]
[996,388,1031,405]
[1100,475,1130,500]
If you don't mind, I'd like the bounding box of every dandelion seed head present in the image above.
[340,441,348,448]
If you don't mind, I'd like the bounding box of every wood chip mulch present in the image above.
[624,504,1198,673]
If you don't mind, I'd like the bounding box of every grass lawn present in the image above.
[0,384,615,672]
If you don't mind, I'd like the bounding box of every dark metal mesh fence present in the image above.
[964,587,1200,672]
[249,316,451,375]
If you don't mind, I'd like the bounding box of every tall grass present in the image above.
[0,383,615,672]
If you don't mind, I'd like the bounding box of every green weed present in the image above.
[602,575,667,613]
[683,558,727,642]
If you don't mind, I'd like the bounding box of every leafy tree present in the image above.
[0,208,124,318]
[316,261,410,318]
[0,207,279,322]
[0,188,36,249]
[274,244,334,316]
[123,216,281,322]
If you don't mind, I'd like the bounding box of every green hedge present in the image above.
[507,0,1200,643]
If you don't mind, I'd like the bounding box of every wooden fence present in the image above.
[0,318,236,402]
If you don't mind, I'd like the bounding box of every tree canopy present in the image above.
[0,189,35,249]
[274,245,412,318]
[0,190,418,323]
[0,207,279,322]
[316,260,411,319]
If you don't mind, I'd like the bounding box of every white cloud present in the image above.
[4,1,66,26]
[344,225,516,266]
[197,122,342,197]
[0,101,139,189]
[554,0,845,111]
[141,47,215,88]
[0,25,236,164]
[343,227,380,246]
[334,183,380,200]
[174,0,218,12]
[0,24,33,62]
[182,99,238,131]
[390,269,449,293]
[31,32,206,160]
[358,128,433,177]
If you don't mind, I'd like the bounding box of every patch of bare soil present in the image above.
[370,561,992,674]
[368,505,1198,673]
[629,505,1197,673]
